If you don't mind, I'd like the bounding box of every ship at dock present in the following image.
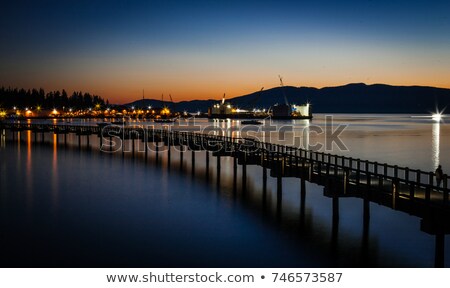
[207,77,312,120]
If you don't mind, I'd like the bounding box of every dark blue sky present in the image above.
[1,0,449,102]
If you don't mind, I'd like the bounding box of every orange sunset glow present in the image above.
[1,1,449,104]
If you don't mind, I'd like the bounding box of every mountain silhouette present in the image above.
[126,83,450,113]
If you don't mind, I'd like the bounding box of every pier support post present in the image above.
[331,186,339,253]
[216,155,221,189]
[308,159,312,181]
[435,233,445,268]
[277,175,282,201]
[366,172,372,193]
[317,162,322,182]
[300,178,306,226]
[191,150,195,176]
[443,176,448,203]
[409,178,415,199]
[166,136,171,167]
[242,158,247,192]
[344,168,349,194]
[362,196,370,264]
[392,179,399,208]
[217,155,221,172]
[332,192,339,222]
[233,155,237,194]
[378,174,384,190]
[206,150,210,181]
[180,146,184,170]
[263,167,267,193]
[155,143,159,165]
[356,159,361,186]
[144,132,148,159]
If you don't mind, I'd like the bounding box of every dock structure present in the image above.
[1,122,450,266]
[2,122,449,205]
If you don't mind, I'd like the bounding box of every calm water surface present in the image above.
[0,114,449,267]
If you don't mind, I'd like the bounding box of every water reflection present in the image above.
[432,122,440,169]
[303,119,310,149]
[26,131,33,209]
[52,133,59,210]
[1,117,449,267]
[1,128,5,148]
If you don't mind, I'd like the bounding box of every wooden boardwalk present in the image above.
[2,122,450,234]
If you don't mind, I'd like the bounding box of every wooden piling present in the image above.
[216,155,221,189]
[300,177,306,213]
[179,146,184,169]
[206,150,210,179]
[277,174,282,201]
[263,166,267,193]
[144,131,148,158]
[356,159,361,185]
[155,142,159,164]
[191,150,195,175]
[443,176,448,203]
[435,233,445,268]
[344,168,349,194]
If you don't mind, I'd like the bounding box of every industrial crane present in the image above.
[279,75,289,105]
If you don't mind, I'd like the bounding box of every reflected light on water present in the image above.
[52,133,59,209]
[26,130,33,208]
[432,122,440,169]
[303,119,310,149]
[1,128,5,148]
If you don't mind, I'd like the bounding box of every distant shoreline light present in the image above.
[432,113,443,122]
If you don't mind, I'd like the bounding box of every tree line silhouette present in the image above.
[0,87,108,109]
